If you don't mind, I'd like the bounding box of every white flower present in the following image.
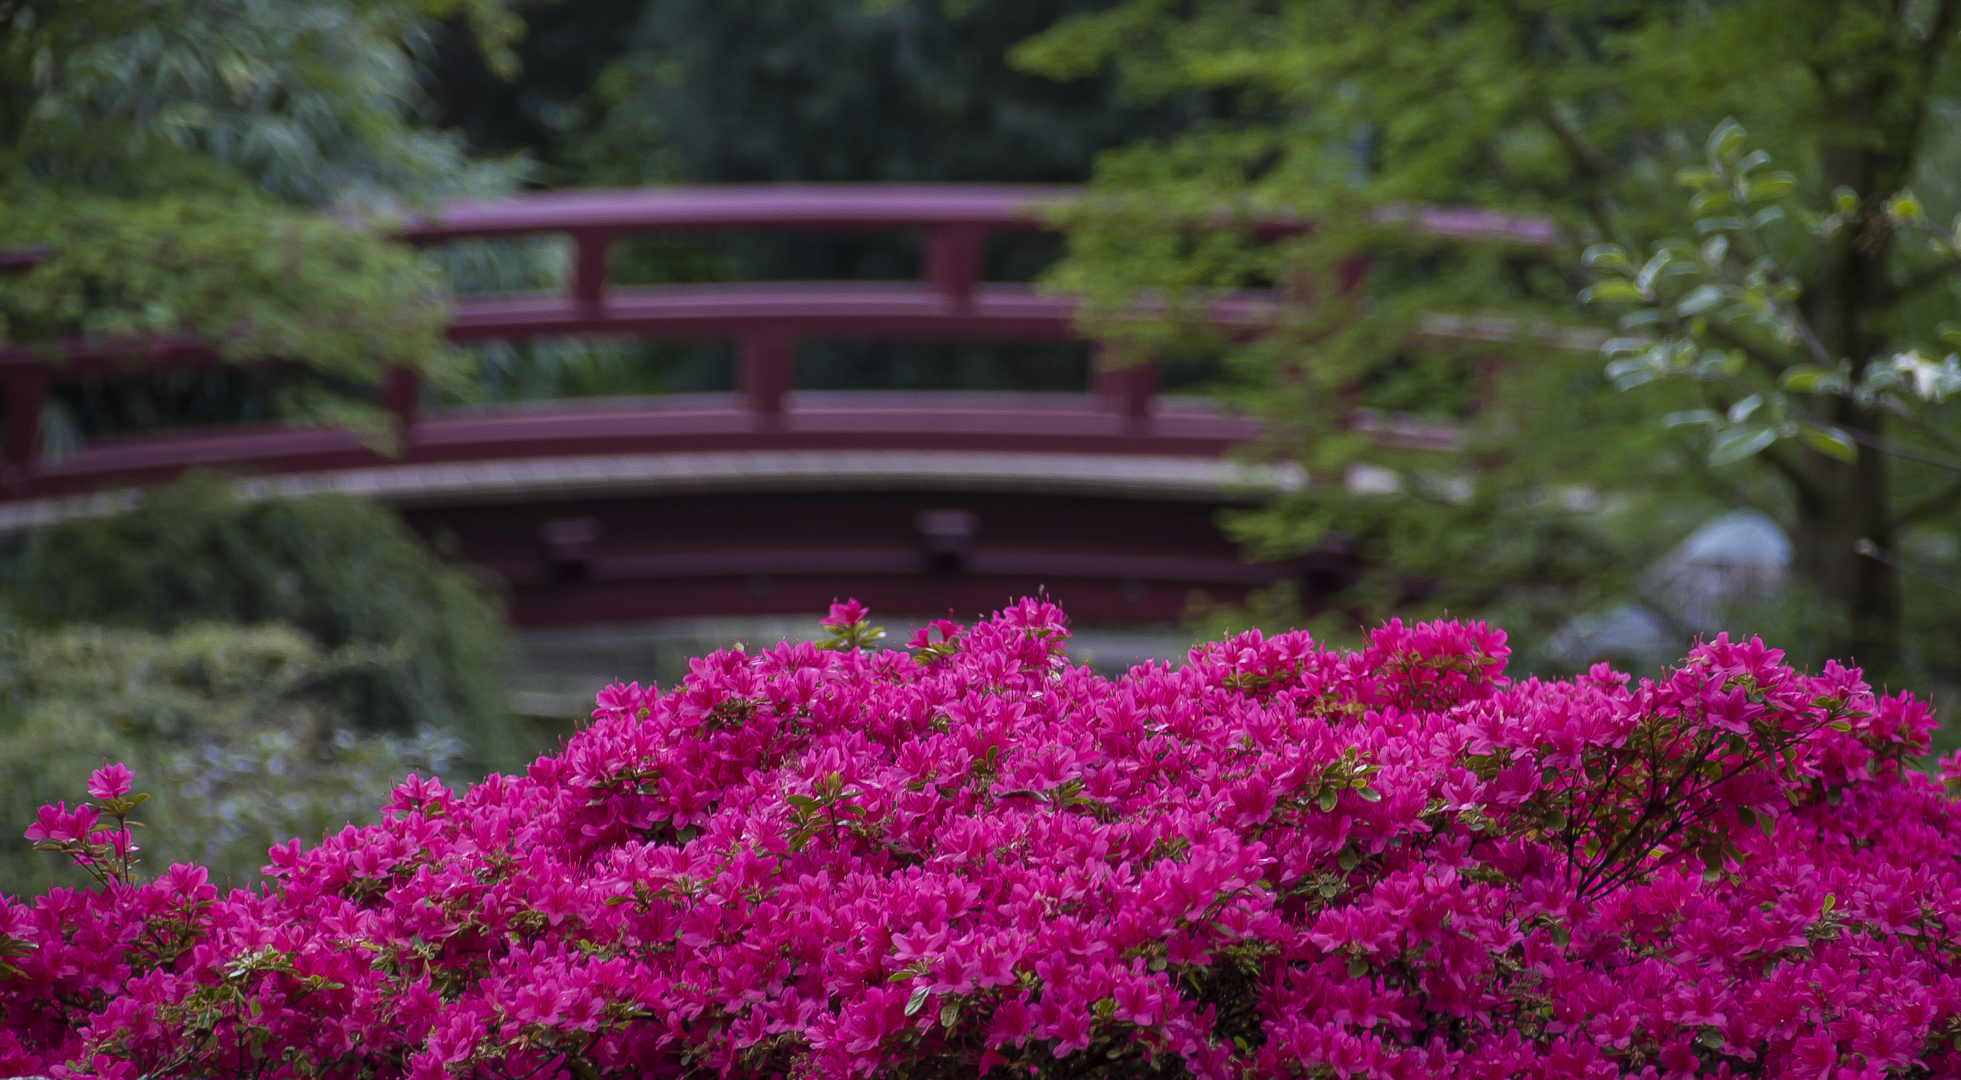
[1887,350,1961,401]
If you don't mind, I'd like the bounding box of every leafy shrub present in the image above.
[0,599,1954,1079]
[5,475,526,769]
[0,620,462,894]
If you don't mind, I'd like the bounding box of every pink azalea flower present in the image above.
[85,764,133,802]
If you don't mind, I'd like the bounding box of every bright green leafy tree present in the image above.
[1014,0,1961,678]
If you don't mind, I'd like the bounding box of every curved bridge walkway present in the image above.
[0,186,1542,632]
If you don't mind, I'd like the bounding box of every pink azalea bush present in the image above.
[0,597,1958,1080]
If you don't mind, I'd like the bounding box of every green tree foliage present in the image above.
[0,0,524,433]
[419,0,646,184]
[1,189,447,390]
[434,0,1203,187]
[0,619,463,894]
[4,476,524,766]
[0,0,518,201]
[1014,0,1961,678]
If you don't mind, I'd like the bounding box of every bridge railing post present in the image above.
[570,228,612,316]
[1094,343,1158,434]
[1,367,47,485]
[378,367,420,433]
[923,224,985,310]
[741,330,795,424]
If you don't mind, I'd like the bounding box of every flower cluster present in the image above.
[1,598,1957,1080]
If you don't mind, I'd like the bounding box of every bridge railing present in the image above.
[0,185,1562,495]
[398,184,1193,429]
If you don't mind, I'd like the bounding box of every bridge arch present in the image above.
[0,185,1543,631]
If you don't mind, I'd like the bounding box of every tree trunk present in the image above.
[1797,136,1902,674]
[1789,432,1898,673]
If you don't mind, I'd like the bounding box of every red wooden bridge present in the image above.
[0,186,1554,627]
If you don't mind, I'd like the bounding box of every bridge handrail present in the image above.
[398,184,1075,238]
[397,184,1560,243]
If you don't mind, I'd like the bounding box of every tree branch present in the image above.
[1876,396,1961,459]
[1841,425,1961,471]
[1913,0,1959,130]
[1856,539,1961,593]
[1887,258,1961,305]
[1537,105,1620,242]
[1892,472,1961,526]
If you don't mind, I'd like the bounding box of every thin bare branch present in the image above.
[1892,473,1961,526]
[1843,411,1961,470]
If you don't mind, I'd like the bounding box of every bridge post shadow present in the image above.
[1,367,47,488]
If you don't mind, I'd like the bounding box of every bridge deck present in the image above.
[13,391,1254,501]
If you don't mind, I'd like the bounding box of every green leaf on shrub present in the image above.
[1582,244,1629,271]
[1580,279,1646,304]
[1708,425,1777,465]
[1796,422,1858,462]
[1780,364,1836,392]
[1676,284,1724,316]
